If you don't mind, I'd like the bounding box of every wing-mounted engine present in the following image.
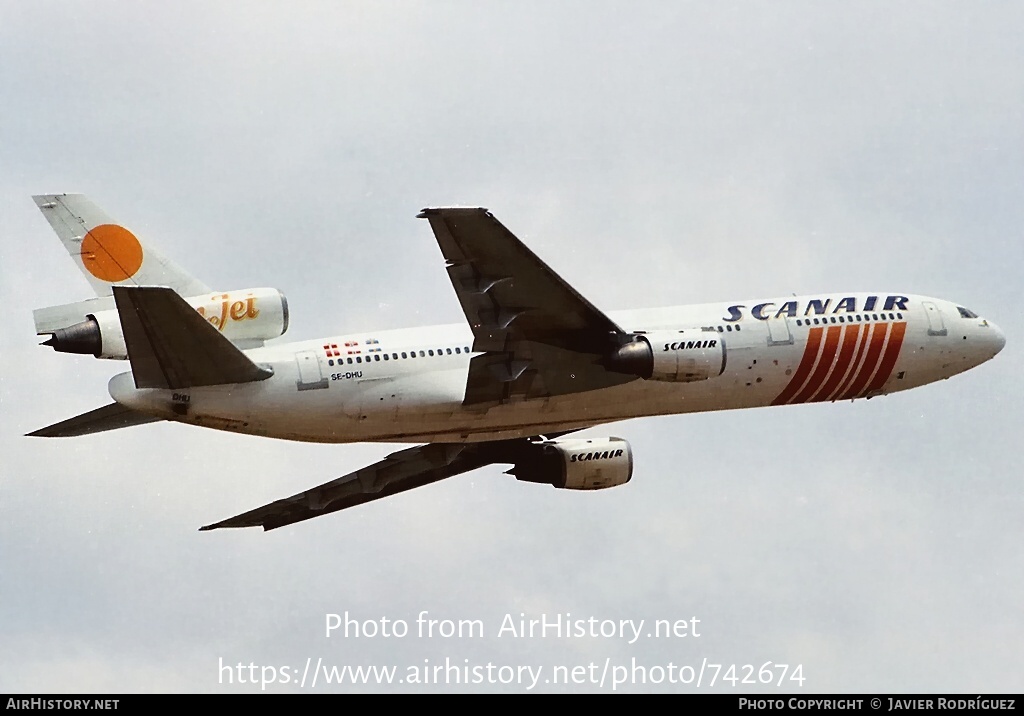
[606,328,725,382]
[39,287,290,358]
[509,437,633,490]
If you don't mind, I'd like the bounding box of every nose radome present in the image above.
[990,322,1006,356]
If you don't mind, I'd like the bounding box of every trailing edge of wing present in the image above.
[27,402,163,438]
[200,442,512,531]
[113,286,273,389]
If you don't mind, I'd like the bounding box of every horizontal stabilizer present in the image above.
[113,286,273,389]
[27,402,163,438]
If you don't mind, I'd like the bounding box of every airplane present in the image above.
[27,194,1006,531]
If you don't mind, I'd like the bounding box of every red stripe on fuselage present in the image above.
[809,323,862,402]
[771,327,824,406]
[836,322,890,401]
[790,325,843,404]
[858,321,907,398]
[828,321,873,401]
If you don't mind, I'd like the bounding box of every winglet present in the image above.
[113,286,273,389]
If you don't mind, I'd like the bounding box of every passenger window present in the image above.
[374,354,380,361]
[455,347,461,354]
[428,350,434,356]
[446,348,452,355]
[356,356,362,363]
[420,351,426,357]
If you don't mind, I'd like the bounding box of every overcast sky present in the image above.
[1,1,1022,693]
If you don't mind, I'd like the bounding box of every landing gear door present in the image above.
[923,301,947,337]
[766,317,793,346]
[296,350,328,390]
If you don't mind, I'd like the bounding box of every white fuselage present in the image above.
[107,292,1004,444]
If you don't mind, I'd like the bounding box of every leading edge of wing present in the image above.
[199,442,513,532]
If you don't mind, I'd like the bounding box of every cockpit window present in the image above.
[957,307,978,319]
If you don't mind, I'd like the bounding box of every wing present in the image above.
[200,441,516,531]
[419,208,635,407]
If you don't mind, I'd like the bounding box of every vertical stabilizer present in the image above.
[32,194,210,298]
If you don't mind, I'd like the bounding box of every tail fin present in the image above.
[113,286,273,389]
[32,194,212,335]
[33,194,210,297]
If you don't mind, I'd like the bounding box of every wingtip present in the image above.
[199,521,271,532]
[418,207,489,219]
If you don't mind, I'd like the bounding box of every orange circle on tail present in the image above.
[80,224,144,282]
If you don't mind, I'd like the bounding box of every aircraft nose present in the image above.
[986,320,1006,357]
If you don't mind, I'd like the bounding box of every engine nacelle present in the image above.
[510,437,633,490]
[42,287,290,359]
[607,328,725,382]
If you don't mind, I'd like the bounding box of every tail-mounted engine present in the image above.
[508,437,633,490]
[40,287,289,358]
[606,328,725,382]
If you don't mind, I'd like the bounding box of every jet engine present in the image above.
[41,287,290,359]
[509,437,633,490]
[606,328,725,382]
